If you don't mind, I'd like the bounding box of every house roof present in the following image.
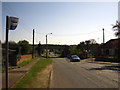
[100,39,119,49]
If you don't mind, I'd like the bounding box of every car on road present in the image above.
[70,55,80,62]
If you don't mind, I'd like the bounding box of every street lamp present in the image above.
[46,33,52,58]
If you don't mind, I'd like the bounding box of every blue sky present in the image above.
[2,2,118,45]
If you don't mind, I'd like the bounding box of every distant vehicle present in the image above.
[70,55,80,62]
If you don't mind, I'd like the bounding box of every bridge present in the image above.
[35,44,70,50]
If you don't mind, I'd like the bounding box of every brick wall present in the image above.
[17,54,32,64]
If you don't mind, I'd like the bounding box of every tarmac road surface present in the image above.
[49,54,119,88]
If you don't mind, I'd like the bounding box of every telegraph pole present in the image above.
[32,29,35,58]
[46,35,48,58]
[103,28,105,43]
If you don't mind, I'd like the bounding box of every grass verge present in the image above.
[14,57,52,88]
[2,57,39,72]
[18,57,39,67]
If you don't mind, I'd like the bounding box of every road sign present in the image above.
[10,17,19,30]
[5,16,19,89]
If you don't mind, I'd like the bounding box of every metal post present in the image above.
[32,29,34,58]
[46,35,48,58]
[46,33,52,58]
[103,28,105,43]
[5,16,10,89]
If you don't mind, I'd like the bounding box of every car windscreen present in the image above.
[72,55,78,58]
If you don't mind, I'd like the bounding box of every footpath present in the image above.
[2,58,39,88]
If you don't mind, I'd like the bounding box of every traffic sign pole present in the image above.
[5,16,10,89]
[5,16,19,89]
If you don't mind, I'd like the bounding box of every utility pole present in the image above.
[46,35,48,58]
[103,28,105,43]
[32,29,35,58]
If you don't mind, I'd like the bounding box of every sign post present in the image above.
[5,16,9,89]
[5,16,18,89]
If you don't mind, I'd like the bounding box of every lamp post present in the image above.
[46,33,52,58]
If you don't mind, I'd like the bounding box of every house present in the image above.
[97,39,119,57]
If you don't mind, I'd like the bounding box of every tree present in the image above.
[18,40,32,55]
[112,21,120,38]
[2,41,18,50]
[77,42,87,58]
[61,45,70,57]
[112,21,120,61]
[77,39,99,58]
[9,41,19,50]
[89,39,97,44]
[69,45,79,56]
[36,42,42,56]
[77,41,85,52]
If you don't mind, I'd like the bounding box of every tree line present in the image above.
[2,40,34,55]
[54,39,100,59]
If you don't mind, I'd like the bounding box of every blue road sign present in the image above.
[10,17,19,30]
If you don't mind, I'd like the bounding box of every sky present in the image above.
[2,1,118,45]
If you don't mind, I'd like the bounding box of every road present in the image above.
[49,54,119,88]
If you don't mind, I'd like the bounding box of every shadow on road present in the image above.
[9,70,27,73]
[88,61,118,65]
[89,65,120,71]
[94,58,120,63]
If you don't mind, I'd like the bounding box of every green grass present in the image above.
[18,57,39,67]
[105,56,118,59]
[14,57,52,88]
[2,57,39,73]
